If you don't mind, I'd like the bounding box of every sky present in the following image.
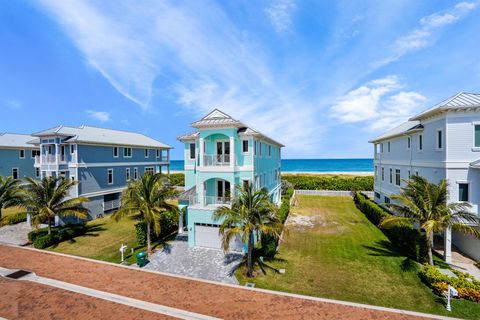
[0,0,479,160]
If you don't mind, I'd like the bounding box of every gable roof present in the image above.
[410,92,480,121]
[0,133,37,149]
[31,125,171,149]
[181,109,284,147]
[369,121,423,143]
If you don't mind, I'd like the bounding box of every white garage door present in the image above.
[194,224,243,251]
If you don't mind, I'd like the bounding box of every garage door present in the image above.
[194,224,243,251]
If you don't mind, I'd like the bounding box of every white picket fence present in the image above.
[294,190,374,198]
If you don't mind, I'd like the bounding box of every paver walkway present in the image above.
[0,244,440,320]
[0,222,46,246]
[144,234,242,284]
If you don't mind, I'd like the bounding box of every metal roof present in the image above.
[0,133,37,149]
[181,109,284,147]
[31,125,171,149]
[178,186,196,201]
[410,92,480,121]
[369,121,422,143]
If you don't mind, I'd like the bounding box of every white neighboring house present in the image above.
[370,92,480,263]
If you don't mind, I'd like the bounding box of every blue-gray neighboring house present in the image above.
[0,133,39,179]
[30,125,172,222]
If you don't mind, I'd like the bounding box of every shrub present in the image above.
[29,223,88,248]
[32,234,57,249]
[353,192,428,262]
[0,211,27,227]
[135,211,179,246]
[164,173,184,186]
[282,174,374,191]
[419,265,480,302]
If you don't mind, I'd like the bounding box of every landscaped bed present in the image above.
[236,195,480,319]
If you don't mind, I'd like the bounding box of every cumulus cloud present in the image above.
[86,110,111,122]
[265,0,296,32]
[330,76,426,131]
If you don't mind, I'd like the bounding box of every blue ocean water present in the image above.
[170,158,373,172]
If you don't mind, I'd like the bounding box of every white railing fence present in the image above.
[189,195,231,206]
[294,190,374,198]
[203,154,230,166]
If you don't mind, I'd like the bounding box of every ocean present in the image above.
[170,158,373,173]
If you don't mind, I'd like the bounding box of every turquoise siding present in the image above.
[0,148,37,178]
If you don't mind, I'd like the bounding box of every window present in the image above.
[145,149,149,158]
[475,124,480,147]
[31,150,40,158]
[189,143,195,159]
[259,142,262,156]
[408,170,411,178]
[126,168,131,181]
[242,140,249,153]
[415,171,419,176]
[145,167,154,175]
[419,135,423,151]
[134,168,138,180]
[437,130,443,150]
[70,144,75,154]
[407,137,411,150]
[374,165,378,178]
[19,149,25,159]
[381,167,384,181]
[12,168,18,179]
[35,168,40,178]
[268,145,271,156]
[254,141,257,156]
[389,168,393,184]
[380,143,384,153]
[395,169,401,186]
[387,142,391,152]
[123,147,132,157]
[156,149,160,158]
[459,183,469,202]
[113,147,119,158]
[107,169,113,184]
[374,192,380,199]
[243,180,250,189]
[384,196,391,204]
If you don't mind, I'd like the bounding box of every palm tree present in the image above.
[0,176,22,220]
[213,183,284,278]
[22,176,89,234]
[379,175,480,265]
[113,173,178,254]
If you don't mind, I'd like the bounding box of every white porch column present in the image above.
[229,137,235,167]
[26,213,32,227]
[199,138,204,167]
[230,180,235,201]
[54,215,60,226]
[444,226,452,264]
[55,144,59,165]
[199,181,205,206]
[178,208,184,234]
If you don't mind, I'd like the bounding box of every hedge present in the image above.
[353,192,428,262]
[165,173,184,186]
[135,211,179,246]
[419,265,480,302]
[0,211,27,227]
[28,223,88,249]
[283,174,373,191]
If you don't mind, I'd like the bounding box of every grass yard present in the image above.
[47,215,174,265]
[1,206,23,218]
[237,195,480,319]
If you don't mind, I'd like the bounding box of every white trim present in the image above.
[107,168,114,185]
[70,161,168,168]
[81,187,126,198]
[11,167,19,179]
[241,139,250,154]
[19,149,25,159]
[457,180,470,203]
[113,146,119,158]
[123,147,132,158]
[144,148,149,158]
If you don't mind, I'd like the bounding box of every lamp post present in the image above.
[119,244,127,262]
[446,285,458,312]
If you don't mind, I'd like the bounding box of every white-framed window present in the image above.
[144,149,149,158]
[134,168,138,180]
[387,142,391,153]
[389,168,393,184]
[70,144,75,154]
[381,167,384,181]
[474,124,480,148]
[123,147,132,158]
[418,134,423,151]
[19,149,25,159]
[407,137,411,150]
[113,147,119,158]
[156,149,160,158]
[436,129,443,150]
[395,169,401,186]
[35,167,40,178]
[145,167,154,175]
[242,140,249,153]
[189,143,195,159]
[31,149,40,158]
[458,182,469,202]
[12,168,19,179]
[126,168,131,181]
[107,169,114,185]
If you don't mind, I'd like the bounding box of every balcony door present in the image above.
[216,141,230,164]
[217,180,231,199]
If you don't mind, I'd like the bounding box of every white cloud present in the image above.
[86,110,111,122]
[265,0,296,33]
[375,1,477,67]
[1,99,22,110]
[330,76,426,131]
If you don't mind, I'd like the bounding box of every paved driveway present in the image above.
[144,234,243,284]
[0,222,42,246]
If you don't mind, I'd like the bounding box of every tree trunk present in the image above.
[427,232,434,266]
[47,217,52,235]
[0,207,2,220]
[146,222,152,254]
[246,230,254,278]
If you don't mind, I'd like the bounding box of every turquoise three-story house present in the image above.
[30,125,171,223]
[178,109,283,250]
[0,133,39,179]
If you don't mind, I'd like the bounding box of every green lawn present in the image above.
[237,195,480,319]
[47,215,174,264]
[1,206,23,218]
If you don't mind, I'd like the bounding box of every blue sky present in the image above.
[1,1,479,160]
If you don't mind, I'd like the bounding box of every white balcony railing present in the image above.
[203,154,230,166]
[189,195,231,206]
[103,199,120,211]
[35,153,77,165]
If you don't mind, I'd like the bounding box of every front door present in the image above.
[216,141,230,164]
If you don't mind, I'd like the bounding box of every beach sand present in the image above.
[169,170,373,176]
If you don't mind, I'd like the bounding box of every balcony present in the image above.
[189,195,231,207]
[203,154,230,166]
